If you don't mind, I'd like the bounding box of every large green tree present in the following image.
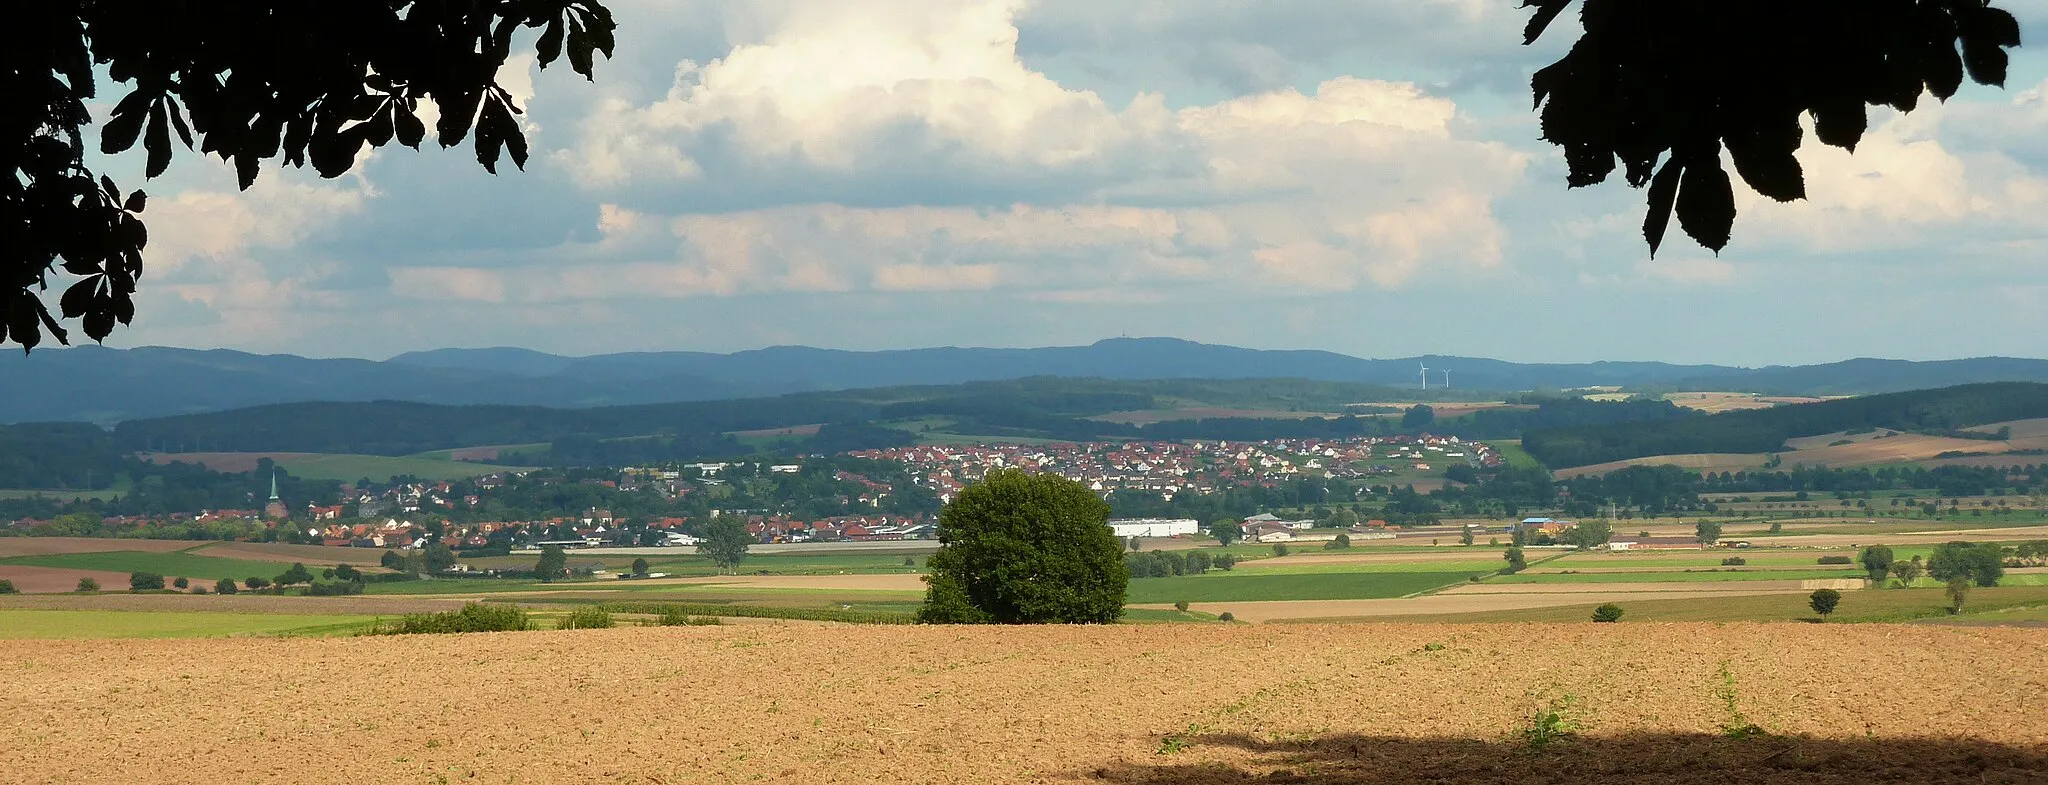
[697,517,752,573]
[1927,541,2004,587]
[533,544,568,583]
[918,469,1129,624]
[4,1,615,351]
[1523,1,2022,255]
[1858,545,1895,582]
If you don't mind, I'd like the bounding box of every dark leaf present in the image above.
[1642,158,1681,258]
[1961,40,2009,87]
[37,304,69,347]
[60,279,100,319]
[235,152,261,190]
[124,190,147,213]
[1927,43,1965,100]
[166,94,195,148]
[568,18,597,79]
[365,104,396,148]
[9,295,42,353]
[84,310,115,343]
[1726,126,1805,203]
[145,102,173,178]
[1675,158,1736,253]
[394,105,426,149]
[1521,0,1573,45]
[1811,101,1867,152]
[475,98,509,174]
[1969,7,2022,48]
[100,91,152,154]
[537,19,567,67]
[437,87,486,145]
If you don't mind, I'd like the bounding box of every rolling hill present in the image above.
[13,338,2048,424]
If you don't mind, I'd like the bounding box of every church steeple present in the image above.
[264,468,287,521]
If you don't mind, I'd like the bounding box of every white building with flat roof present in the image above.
[1108,518,1200,538]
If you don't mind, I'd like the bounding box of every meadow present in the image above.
[0,609,376,639]
[0,550,291,581]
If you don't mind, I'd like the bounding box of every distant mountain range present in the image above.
[4,338,2047,424]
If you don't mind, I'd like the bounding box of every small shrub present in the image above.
[1808,588,1842,619]
[0,579,15,594]
[128,572,165,592]
[172,576,189,589]
[1817,555,1852,565]
[1721,557,1746,566]
[244,576,270,589]
[1213,554,1236,571]
[1173,600,1190,612]
[1218,612,1236,622]
[559,607,615,630]
[214,578,239,595]
[902,556,916,567]
[189,585,209,595]
[75,577,100,593]
[1716,663,1764,738]
[372,603,531,635]
[1272,544,1290,557]
[1516,694,1582,751]
[1591,604,1624,623]
[657,608,721,626]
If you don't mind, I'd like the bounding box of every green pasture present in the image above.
[1124,571,1471,604]
[407,444,547,462]
[0,609,377,639]
[0,550,292,581]
[461,550,928,576]
[1233,559,1500,575]
[1291,585,2048,625]
[1485,440,1546,471]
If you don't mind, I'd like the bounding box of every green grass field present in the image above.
[0,550,293,581]
[1486,440,1546,471]
[0,609,377,639]
[407,444,547,462]
[1124,571,1472,603]
[1295,585,2048,625]
[1233,560,1501,575]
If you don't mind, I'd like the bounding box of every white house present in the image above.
[663,532,703,546]
[1108,518,1201,538]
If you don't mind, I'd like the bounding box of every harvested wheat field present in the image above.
[1140,588,1810,622]
[0,537,193,557]
[3,625,2045,784]
[0,565,132,593]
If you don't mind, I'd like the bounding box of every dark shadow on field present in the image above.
[1083,732,2048,784]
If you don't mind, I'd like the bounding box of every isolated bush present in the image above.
[1325,533,1351,550]
[304,580,365,596]
[189,585,209,595]
[1945,577,1973,614]
[1218,612,1236,622]
[1816,556,1852,565]
[75,577,99,592]
[274,563,314,586]
[244,576,270,589]
[1185,551,1211,574]
[0,579,16,594]
[559,607,614,630]
[917,469,1127,624]
[1591,604,1624,623]
[534,544,569,583]
[1721,557,1747,566]
[381,550,403,569]
[128,572,164,591]
[1174,600,1190,612]
[373,603,531,635]
[333,563,362,581]
[631,557,650,576]
[1695,521,1722,545]
[1213,554,1236,571]
[1502,547,1527,574]
[903,556,916,567]
[1859,545,1895,581]
[1273,544,1291,557]
[214,578,239,595]
[172,576,188,589]
[1809,589,1842,620]
[1888,559,1923,587]
[657,608,721,626]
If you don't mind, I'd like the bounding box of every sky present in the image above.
[53,0,2048,366]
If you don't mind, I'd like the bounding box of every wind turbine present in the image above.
[1441,369,1452,389]
[1418,362,1429,390]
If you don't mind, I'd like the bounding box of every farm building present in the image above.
[1108,518,1200,538]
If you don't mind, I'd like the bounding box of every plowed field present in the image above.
[1,624,2043,784]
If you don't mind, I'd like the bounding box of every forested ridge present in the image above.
[1524,383,2048,468]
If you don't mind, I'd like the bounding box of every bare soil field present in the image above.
[1141,588,1812,622]
[0,565,133,594]
[655,574,928,591]
[1971,417,2048,439]
[0,593,465,615]
[1664,392,1840,413]
[4,624,2041,784]
[0,537,193,557]
[1556,453,1771,478]
[191,541,391,566]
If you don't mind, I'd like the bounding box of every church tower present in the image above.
[264,469,287,520]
